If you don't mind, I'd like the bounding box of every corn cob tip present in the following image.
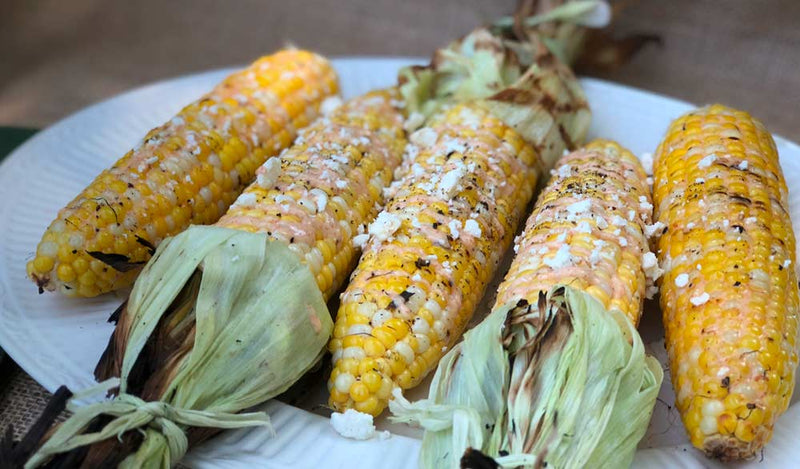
[702,434,765,462]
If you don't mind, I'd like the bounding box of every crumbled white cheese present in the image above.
[745,217,757,224]
[784,259,792,268]
[544,245,574,269]
[256,158,282,188]
[442,139,467,155]
[644,221,666,238]
[145,156,159,165]
[640,152,654,175]
[642,252,664,299]
[368,212,402,242]
[410,128,437,147]
[596,216,609,230]
[233,192,257,207]
[687,222,695,229]
[576,221,592,233]
[437,167,465,198]
[448,219,461,239]
[628,210,636,221]
[690,292,710,306]
[698,154,716,169]
[619,236,628,247]
[352,234,369,249]
[557,164,572,179]
[320,96,343,115]
[646,176,654,186]
[612,215,627,227]
[674,273,689,288]
[463,219,482,238]
[336,180,348,189]
[331,409,376,440]
[566,199,591,216]
[639,195,653,211]
[738,160,749,171]
[695,178,705,184]
[310,188,328,213]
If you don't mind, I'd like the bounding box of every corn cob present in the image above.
[216,89,407,299]
[328,103,540,416]
[328,31,591,415]
[495,139,656,325]
[653,104,800,460]
[27,49,338,297]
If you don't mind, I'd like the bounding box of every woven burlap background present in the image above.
[1,0,799,457]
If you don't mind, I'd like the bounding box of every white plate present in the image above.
[1,57,799,468]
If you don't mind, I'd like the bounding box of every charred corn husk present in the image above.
[653,104,800,461]
[28,50,337,297]
[328,28,591,416]
[25,90,406,468]
[390,140,663,468]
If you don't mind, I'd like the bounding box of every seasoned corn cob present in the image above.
[328,104,540,416]
[653,104,800,460]
[216,89,406,298]
[28,50,337,297]
[495,139,656,325]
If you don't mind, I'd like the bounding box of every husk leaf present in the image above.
[27,226,332,467]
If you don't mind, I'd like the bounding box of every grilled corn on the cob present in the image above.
[653,104,800,460]
[328,32,591,416]
[329,103,540,416]
[28,50,337,297]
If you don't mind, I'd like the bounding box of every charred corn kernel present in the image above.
[328,103,543,416]
[29,50,338,297]
[653,104,800,461]
[495,140,655,326]
[217,89,406,299]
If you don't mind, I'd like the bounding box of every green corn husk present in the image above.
[390,286,663,468]
[399,0,607,128]
[27,226,332,468]
[400,27,591,179]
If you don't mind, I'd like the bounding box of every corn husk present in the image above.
[399,27,591,177]
[27,226,332,467]
[390,286,663,468]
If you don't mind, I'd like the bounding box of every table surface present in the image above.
[1,0,799,450]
